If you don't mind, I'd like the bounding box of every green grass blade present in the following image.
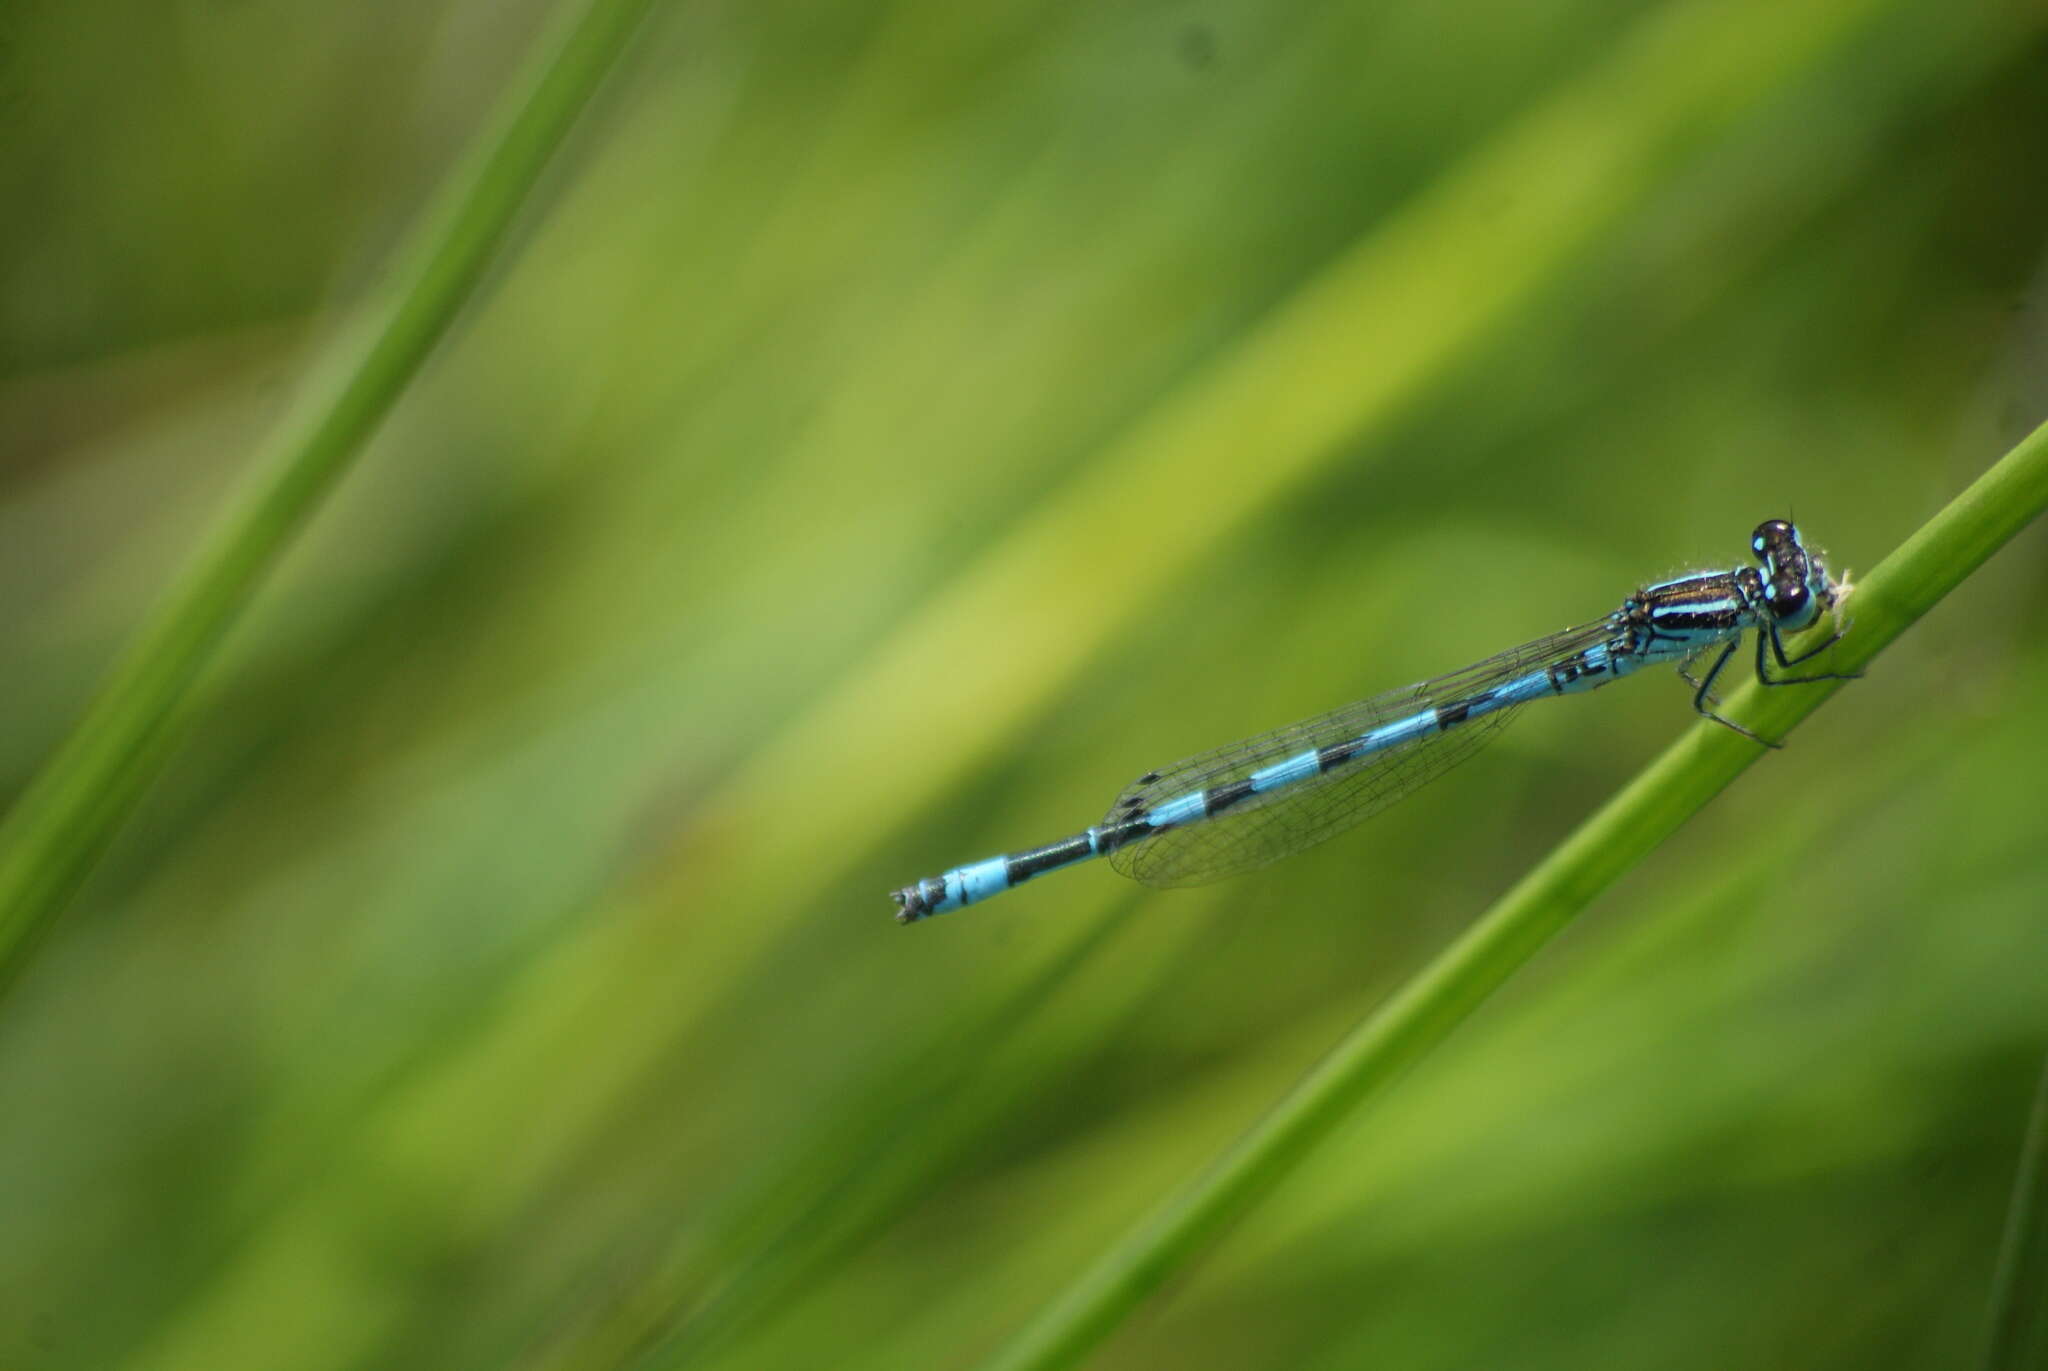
[1983,1049,2048,1371]
[980,413,2048,1371]
[0,0,656,994]
[621,906,1138,1371]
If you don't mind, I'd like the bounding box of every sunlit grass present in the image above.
[0,0,657,994]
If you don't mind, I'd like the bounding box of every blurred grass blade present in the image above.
[981,414,2048,1371]
[1983,1048,2048,1371]
[615,904,1139,1371]
[0,0,655,994]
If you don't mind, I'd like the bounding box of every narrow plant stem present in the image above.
[1983,1048,2048,1371]
[0,0,656,996]
[981,415,2048,1371]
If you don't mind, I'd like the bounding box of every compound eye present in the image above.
[1752,518,1793,551]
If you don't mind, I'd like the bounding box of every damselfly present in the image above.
[892,519,1855,924]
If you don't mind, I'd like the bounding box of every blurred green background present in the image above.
[4,0,2047,1368]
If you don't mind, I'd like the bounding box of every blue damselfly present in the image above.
[892,519,1854,924]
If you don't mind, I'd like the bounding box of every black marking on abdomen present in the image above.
[1204,778,1255,815]
[1549,650,1616,691]
[1095,818,1152,853]
[1137,770,1162,785]
[1439,685,1498,726]
[1005,833,1097,886]
[1316,740,1360,772]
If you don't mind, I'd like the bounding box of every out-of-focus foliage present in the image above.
[2,2,2045,1369]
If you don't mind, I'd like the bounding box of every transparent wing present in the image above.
[1103,618,1617,888]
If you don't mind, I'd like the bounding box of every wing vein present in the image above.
[1104,618,1617,887]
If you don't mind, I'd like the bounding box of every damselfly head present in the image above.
[1750,518,1838,630]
